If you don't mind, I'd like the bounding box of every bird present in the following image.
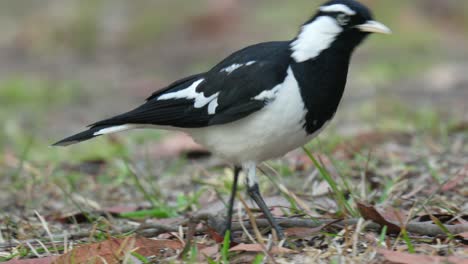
[53,0,391,240]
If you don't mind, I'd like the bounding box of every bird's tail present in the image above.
[52,124,134,147]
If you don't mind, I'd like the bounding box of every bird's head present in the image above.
[291,0,391,63]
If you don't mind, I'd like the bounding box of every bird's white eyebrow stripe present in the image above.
[319,4,356,15]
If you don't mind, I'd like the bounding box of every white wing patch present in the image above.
[94,124,134,136]
[220,61,256,74]
[290,16,342,63]
[319,4,356,15]
[158,79,205,101]
[208,98,219,115]
[253,85,281,101]
[157,79,219,114]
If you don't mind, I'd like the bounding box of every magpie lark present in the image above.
[54,0,390,240]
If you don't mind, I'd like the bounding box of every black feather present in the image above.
[52,126,110,146]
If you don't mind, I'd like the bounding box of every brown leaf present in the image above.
[53,237,183,264]
[4,257,56,264]
[199,245,219,261]
[206,227,225,244]
[229,243,296,254]
[378,206,408,224]
[357,202,401,234]
[378,249,468,264]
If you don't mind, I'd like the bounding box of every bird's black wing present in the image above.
[91,41,292,129]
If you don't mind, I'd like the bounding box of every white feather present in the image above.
[158,79,219,113]
[220,61,256,74]
[221,64,243,74]
[319,4,356,15]
[94,125,134,136]
[253,85,281,101]
[158,79,205,101]
[291,16,342,63]
[208,98,219,115]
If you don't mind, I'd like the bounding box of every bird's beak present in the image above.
[356,20,392,34]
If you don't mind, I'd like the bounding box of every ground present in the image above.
[0,1,467,263]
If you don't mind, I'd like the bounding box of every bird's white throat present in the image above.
[291,16,342,63]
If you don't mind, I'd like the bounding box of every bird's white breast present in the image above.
[189,67,315,163]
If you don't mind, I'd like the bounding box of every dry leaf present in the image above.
[357,202,401,234]
[53,237,183,264]
[199,245,219,261]
[378,249,468,264]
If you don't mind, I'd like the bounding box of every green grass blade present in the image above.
[401,228,415,253]
[221,231,231,264]
[430,215,455,240]
[302,147,356,216]
[252,254,265,264]
[379,225,388,247]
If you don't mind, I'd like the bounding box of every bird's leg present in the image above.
[224,165,241,237]
[244,162,285,240]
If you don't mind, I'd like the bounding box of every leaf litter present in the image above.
[1,127,467,263]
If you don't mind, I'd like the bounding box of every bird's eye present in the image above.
[337,14,350,26]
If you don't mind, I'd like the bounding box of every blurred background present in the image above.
[0,0,467,211]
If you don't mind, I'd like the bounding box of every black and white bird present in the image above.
[54,0,390,239]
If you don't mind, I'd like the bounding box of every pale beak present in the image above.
[356,20,392,34]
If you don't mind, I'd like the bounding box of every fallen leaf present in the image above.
[229,243,296,254]
[357,202,401,234]
[4,257,56,264]
[53,237,183,264]
[378,249,468,264]
[378,206,408,224]
[199,245,219,261]
[206,227,225,244]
